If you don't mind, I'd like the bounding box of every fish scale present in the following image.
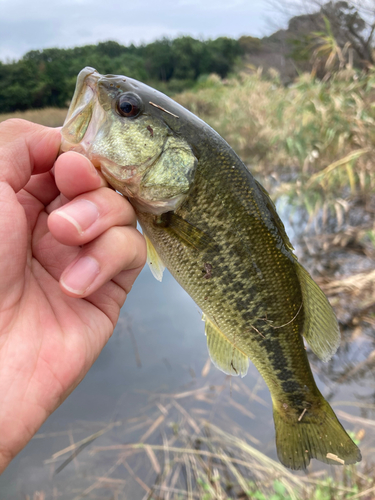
[138,155,309,394]
[61,67,362,470]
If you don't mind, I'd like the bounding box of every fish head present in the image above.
[61,67,198,214]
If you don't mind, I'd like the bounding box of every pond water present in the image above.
[1,214,374,499]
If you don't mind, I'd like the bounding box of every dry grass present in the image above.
[176,69,375,222]
[34,373,375,500]
[0,107,67,127]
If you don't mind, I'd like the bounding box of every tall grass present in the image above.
[2,68,374,219]
[176,69,375,221]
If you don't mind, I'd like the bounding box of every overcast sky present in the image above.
[0,0,301,62]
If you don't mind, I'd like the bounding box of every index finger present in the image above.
[0,119,61,192]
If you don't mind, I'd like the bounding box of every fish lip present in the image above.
[100,161,139,181]
[65,67,99,122]
[61,100,93,145]
[99,148,163,183]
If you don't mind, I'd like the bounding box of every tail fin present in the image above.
[273,400,362,470]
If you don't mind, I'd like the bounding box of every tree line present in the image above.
[0,37,242,113]
[2,2,373,113]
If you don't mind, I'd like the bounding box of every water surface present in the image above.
[1,220,374,499]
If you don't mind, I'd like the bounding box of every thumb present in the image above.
[0,119,61,192]
[0,120,61,309]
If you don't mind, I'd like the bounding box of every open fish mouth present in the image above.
[61,68,101,146]
[61,67,169,186]
[64,68,99,122]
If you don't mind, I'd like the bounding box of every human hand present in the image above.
[0,119,146,473]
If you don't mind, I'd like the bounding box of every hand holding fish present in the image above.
[0,119,146,473]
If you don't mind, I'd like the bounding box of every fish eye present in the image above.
[116,93,143,118]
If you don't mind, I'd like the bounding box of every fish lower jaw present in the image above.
[60,139,89,157]
[131,193,187,215]
[99,163,142,197]
[99,164,187,214]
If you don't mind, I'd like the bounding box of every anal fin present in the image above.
[204,316,249,378]
[145,234,165,282]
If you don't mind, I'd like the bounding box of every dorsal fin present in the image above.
[145,234,165,282]
[295,263,340,361]
[203,315,249,377]
[254,179,294,252]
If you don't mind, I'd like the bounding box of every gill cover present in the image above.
[61,67,198,215]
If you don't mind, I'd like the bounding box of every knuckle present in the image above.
[100,189,136,221]
[0,118,34,137]
[118,226,146,268]
[132,230,147,266]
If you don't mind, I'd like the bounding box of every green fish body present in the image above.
[61,67,361,469]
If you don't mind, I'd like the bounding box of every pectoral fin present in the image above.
[203,315,249,377]
[296,263,340,361]
[159,212,213,251]
[145,234,165,282]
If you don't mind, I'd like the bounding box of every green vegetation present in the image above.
[2,1,374,115]
[0,37,242,113]
[2,60,374,235]
[2,64,374,225]
[176,68,375,220]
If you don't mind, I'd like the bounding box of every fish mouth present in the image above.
[61,67,101,146]
[64,67,100,122]
[61,66,167,180]
[60,67,169,210]
[62,67,130,143]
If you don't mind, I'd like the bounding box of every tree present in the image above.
[0,36,241,112]
[321,1,375,64]
[270,0,375,67]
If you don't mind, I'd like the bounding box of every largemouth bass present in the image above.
[61,67,361,470]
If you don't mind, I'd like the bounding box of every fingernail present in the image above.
[54,200,99,234]
[61,256,100,294]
